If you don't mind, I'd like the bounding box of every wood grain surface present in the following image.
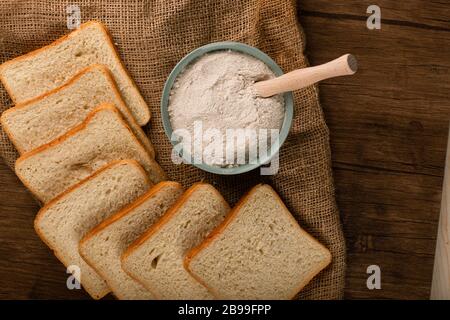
[297,0,450,299]
[431,131,450,300]
[0,0,449,299]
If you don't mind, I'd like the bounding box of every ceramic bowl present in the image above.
[161,41,294,175]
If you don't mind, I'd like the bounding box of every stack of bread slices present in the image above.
[0,21,331,300]
[0,21,166,204]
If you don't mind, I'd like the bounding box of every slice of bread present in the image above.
[34,159,152,299]
[1,64,154,156]
[15,103,166,203]
[79,181,183,300]
[0,21,150,125]
[121,183,230,300]
[185,184,332,300]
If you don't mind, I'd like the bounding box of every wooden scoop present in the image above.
[253,54,358,97]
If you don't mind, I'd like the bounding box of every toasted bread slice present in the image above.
[121,183,230,300]
[34,160,152,299]
[0,21,150,125]
[185,184,332,300]
[15,103,166,203]
[1,64,154,156]
[79,181,183,300]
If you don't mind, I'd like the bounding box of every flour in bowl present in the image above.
[168,50,285,167]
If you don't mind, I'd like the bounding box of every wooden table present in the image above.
[296,0,450,299]
[0,1,449,299]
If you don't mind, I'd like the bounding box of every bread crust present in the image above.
[79,181,182,300]
[80,181,182,248]
[1,64,155,157]
[184,183,332,300]
[0,20,150,125]
[15,103,165,202]
[120,182,230,297]
[33,159,149,299]
[0,109,26,155]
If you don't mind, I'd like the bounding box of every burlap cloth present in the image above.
[0,0,346,299]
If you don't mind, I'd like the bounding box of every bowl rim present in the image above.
[160,41,294,175]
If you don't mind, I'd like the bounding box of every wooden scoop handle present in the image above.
[254,54,358,97]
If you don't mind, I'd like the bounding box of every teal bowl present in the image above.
[161,41,294,175]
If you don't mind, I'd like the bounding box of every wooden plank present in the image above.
[298,0,450,30]
[300,17,449,176]
[346,252,434,299]
[297,1,449,299]
[431,129,450,299]
[334,166,440,299]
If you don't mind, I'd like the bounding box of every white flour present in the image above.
[168,50,285,167]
